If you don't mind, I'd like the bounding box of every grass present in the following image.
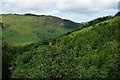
[2,14,79,46]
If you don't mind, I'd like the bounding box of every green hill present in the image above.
[4,15,120,78]
[2,14,80,46]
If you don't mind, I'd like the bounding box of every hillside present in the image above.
[2,14,80,46]
[5,15,120,78]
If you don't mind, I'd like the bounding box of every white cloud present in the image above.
[1,0,119,22]
[55,0,118,15]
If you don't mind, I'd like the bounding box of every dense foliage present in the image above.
[2,42,15,78]
[2,15,119,78]
[2,12,120,79]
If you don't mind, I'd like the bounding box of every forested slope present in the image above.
[7,15,120,78]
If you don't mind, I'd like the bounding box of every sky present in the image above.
[0,0,119,22]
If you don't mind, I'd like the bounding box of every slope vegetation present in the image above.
[8,16,120,78]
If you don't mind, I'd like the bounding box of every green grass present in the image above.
[2,14,79,46]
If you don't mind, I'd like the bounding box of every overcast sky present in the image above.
[0,0,119,22]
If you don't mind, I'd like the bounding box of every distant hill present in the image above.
[2,14,81,46]
[5,14,119,78]
[114,11,120,16]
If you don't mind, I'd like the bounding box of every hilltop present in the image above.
[2,14,81,46]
